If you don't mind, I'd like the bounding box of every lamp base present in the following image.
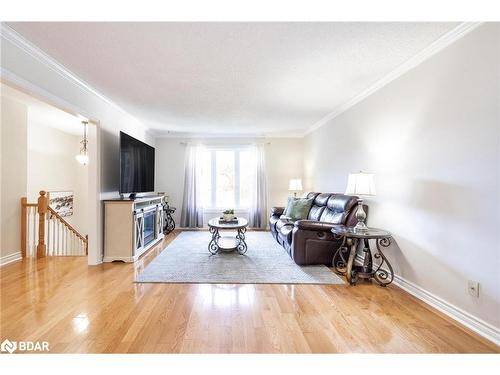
[354,221,369,233]
[354,199,368,232]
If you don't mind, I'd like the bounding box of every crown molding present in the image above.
[152,130,304,139]
[0,23,303,140]
[0,23,145,127]
[2,22,484,139]
[1,66,94,121]
[304,22,484,136]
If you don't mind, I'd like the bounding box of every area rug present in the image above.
[135,231,344,284]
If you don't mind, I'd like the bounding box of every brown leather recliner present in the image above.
[269,192,366,265]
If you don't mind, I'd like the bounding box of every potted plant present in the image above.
[223,209,235,222]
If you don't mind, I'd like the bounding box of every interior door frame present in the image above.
[1,78,102,265]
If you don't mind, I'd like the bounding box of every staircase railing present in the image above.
[21,190,88,258]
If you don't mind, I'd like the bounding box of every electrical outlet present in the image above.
[467,280,479,298]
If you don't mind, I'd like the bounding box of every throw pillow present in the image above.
[283,197,314,221]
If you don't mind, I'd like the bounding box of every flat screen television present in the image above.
[119,131,155,197]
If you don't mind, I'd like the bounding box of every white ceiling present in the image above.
[7,22,458,137]
[1,83,85,136]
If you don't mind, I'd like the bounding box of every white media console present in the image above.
[103,195,165,262]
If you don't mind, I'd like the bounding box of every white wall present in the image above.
[155,137,304,226]
[27,121,88,234]
[1,26,154,264]
[0,94,2,257]
[304,24,499,331]
[0,96,28,258]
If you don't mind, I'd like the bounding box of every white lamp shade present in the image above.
[288,178,303,191]
[345,172,376,196]
[75,153,89,165]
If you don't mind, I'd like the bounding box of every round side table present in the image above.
[331,226,394,286]
[207,217,248,255]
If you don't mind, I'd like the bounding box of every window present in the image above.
[216,150,235,207]
[199,147,255,209]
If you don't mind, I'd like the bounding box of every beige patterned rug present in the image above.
[135,231,345,284]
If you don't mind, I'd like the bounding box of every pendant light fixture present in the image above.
[75,121,89,165]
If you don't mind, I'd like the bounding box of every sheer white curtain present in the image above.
[248,144,268,228]
[180,144,204,228]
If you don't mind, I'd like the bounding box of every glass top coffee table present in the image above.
[207,217,248,255]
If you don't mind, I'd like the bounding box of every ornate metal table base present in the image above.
[332,228,394,287]
[208,226,248,255]
[163,204,176,234]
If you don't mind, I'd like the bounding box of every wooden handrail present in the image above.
[20,191,88,257]
[48,206,87,243]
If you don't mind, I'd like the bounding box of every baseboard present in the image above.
[103,235,164,263]
[393,275,500,346]
[103,256,134,263]
[0,252,22,267]
[353,254,499,346]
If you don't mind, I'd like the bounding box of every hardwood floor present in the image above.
[1,230,498,353]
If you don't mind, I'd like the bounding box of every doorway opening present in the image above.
[1,82,95,259]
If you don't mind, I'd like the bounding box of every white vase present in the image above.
[223,213,233,221]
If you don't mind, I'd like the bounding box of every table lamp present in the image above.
[345,172,376,231]
[288,178,303,198]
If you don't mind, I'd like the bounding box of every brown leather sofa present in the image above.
[269,192,365,265]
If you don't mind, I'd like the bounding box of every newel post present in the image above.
[36,191,48,258]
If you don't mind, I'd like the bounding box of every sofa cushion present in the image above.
[308,205,325,220]
[279,224,294,245]
[319,209,345,224]
[270,215,281,226]
[313,193,331,207]
[271,206,285,216]
[327,194,358,213]
[319,194,358,224]
[283,197,314,220]
[269,215,281,234]
[304,192,320,200]
[276,217,293,231]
